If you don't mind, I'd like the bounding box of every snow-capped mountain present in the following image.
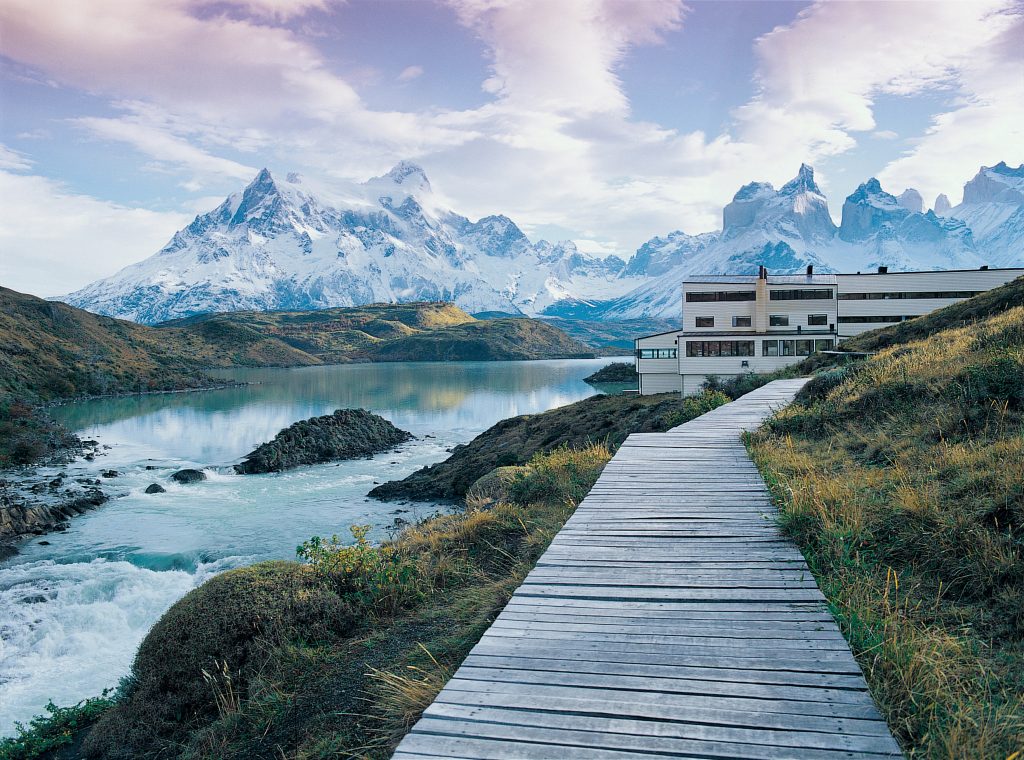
[948,162,1024,268]
[597,164,1019,320]
[65,163,643,323]
[65,161,1024,324]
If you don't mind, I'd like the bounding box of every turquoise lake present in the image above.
[0,358,618,734]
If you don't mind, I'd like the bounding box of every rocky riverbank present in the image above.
[234,408,414,474]
[0,438,113,558]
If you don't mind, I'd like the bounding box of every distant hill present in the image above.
[162,303,594,364]
[0,286,222,401]
[0,289,596,402]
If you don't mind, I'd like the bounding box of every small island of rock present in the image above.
[584,362,638,384]
[234,409,413,475]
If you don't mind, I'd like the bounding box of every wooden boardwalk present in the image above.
[393,379,902,759]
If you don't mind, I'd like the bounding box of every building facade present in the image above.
[636,266,1023,395]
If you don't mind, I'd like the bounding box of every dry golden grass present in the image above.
[750,301,1024,758]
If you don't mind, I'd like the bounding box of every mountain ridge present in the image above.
[64,161,1024,323]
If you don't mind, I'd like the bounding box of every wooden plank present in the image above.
[393,380,900,759]
[416,708,901,758]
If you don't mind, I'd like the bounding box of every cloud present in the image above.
[448,0,684,116]
[398,65,424,82]
[733,0,1021,199]
[73,110,258,186]
[0,0,1019,277]
[72,111,256,186]
[877,8,1024,204]
[0,144,34,171]
[0,170,191,297]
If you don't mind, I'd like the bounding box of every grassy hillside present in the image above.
[748,277,1024,757]
[1,290,601,406]
[541,316,677,354]
[0,287,224,402]
[162,303,594,363]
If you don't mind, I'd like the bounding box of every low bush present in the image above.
[0,694,115,760]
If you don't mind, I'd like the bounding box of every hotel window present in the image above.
[638,348,677,359]
[732,316,752,327]
[815,339,835,352]
[695,316,714,327]
[796,340,814,356]
[838,290,984,300]
[686,341,755,357]
[808,314,828,326]
[780,340,795,356]
[769,314,789,327]
[838,315,913,324]
[769,288,834,300]
[685,290,757,302]
[762,340,779,356]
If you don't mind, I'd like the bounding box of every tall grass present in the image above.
[749,303,1024,758]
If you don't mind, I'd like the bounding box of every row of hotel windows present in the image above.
[684,339,835,358]
[838,290,985,300]
[685,288,988,304]
[695,314,830,328]
[684,288,835,302]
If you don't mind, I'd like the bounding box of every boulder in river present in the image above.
[234,409,413,475]
[170,469,206,484]
[145,483,167,494]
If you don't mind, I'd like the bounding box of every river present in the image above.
[0,358,618,735]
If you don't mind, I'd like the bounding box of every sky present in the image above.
[1,0,1022,298]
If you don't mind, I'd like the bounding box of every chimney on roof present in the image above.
[878,266,888,274]
[758,265,767,280]
[806,264,814,276]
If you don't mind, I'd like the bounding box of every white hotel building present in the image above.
[635,266,1023,396]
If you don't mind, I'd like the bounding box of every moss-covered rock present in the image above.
[234,409,413,474]
[464,465,529,507]
[82,561,355,759]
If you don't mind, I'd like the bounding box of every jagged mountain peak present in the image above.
[780,163,823,196]
[382,160,431,189]
[722,163,834,242]
[934,193,952,215]
[898,188,924,214]
[989,160,1024,177]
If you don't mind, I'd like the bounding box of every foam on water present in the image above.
[0,555,240,731]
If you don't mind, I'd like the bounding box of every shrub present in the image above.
[297,525,424,617]
[82,562,355,759]
[508,442,611,507]
[664,389,729,427]
[0,694,115,760]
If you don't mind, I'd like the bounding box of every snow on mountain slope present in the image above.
[65,160,1024,325]
[599,167,1003,320]
[949,162,1024,267]
[64,164,641,324]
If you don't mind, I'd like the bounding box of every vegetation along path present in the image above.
[393,379,902,759]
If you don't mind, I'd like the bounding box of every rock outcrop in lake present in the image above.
[170,469,206,484]
[234,409,413,475]
[584,362,638,383]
